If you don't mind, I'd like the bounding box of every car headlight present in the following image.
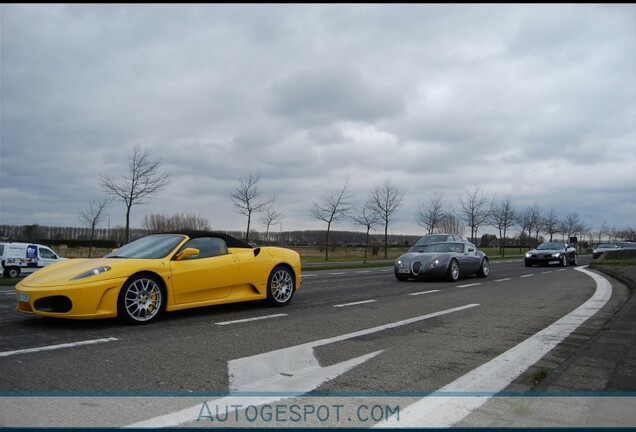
[551,253,561,258]
[429,259,440,269]
[525,253,532,258]
[396,260,403,268]
[71,266,112,280]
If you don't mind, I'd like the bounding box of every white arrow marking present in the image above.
[127,303,479,428]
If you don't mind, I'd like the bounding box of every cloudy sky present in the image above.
[1,4,635,236]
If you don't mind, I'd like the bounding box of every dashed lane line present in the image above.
[0,338,118,358]
[215,314,288,326]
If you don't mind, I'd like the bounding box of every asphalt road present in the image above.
[0,255,629,428]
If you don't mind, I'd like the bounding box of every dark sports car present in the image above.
[525,242,577,267]
[394,241,490,282]
[592,243,620,259]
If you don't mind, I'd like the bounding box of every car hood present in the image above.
[17,258,158,288]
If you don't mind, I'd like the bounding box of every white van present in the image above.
[0,242,66,278]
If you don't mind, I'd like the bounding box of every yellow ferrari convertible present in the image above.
[16,231,301,324]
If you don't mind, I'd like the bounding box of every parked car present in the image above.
[525,242,577,267]
[407,233,469,253]
[592,243,621,259]
[16,231,302,324]
[0,242,66,278]
[395,241,489,282]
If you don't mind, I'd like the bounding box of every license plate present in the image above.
[398,269,411,274]
[17,292,29,303]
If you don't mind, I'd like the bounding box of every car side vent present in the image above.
[254,247,261,257]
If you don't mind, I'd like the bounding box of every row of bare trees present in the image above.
[414,186,632,257]
[73,145,632,261]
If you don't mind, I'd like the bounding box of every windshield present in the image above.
[597,244,617,249]
[413,235,448,247]
[105,234,186,259]
[536,243,564,250]
[421,242,464,253]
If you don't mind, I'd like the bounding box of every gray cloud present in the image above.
[1,4,634,236]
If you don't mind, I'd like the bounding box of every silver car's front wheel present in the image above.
[267,266,295,306]
[118,275,163,324]
[478,258,490,278]
[447,259,460,282]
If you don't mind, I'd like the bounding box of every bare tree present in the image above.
[543,209,560,242]
[142,213,210,233]
[351,200,381,264]
[489,194,516,257]
[78,196,112,257]
[518,205,543,248]
[369,178,404,259]
[416,191,447,234]
[229,174,273,243]
[516,209,531,252]
[527,204,544,246]
[457,185,493,243]
[560,212,582,242]
[438,213,466,235]
[101,145,170,243]
[260,199,283,245]
[311,178,352,261]
[594,222,609,245]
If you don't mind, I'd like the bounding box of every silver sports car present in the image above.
[394,241,490,282]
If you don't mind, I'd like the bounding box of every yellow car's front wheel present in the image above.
[267,265,295,306]
[118,274,164,324]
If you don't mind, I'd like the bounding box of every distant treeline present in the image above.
[0,224,421,248]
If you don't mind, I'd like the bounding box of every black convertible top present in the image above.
[162,231,252,249]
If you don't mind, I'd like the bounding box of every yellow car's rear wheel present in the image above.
[267,265,295,306]
[118,274,164,324]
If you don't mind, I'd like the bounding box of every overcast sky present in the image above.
[1,4,635,237]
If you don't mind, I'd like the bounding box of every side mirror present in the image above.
[468,248,475,253]
[175,247,200,261]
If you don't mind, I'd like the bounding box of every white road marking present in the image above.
[215,314,287,326]
[495,278,512,282]
[521,274,534,278]
[333,299,377,308]
[376,266,612,428]
[128,303,480,428]
[456,283,481,288]
[328,272,346,275]
[0,338,118,358]
[355,270,371,274]
[409,290,441,296]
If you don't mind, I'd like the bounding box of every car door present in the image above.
[457,243,481,273]
[38,247,60,268]
[169,237,240,305]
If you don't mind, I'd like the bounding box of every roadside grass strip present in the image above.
[375,266,612,428]
[0,337,118,358]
